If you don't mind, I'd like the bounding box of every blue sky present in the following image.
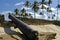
[0,0,60,21]
[0,0,21,12]
[0,0,58,12]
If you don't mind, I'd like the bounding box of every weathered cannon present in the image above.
[8,14,38,40]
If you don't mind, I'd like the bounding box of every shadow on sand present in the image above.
[4,26,28,40]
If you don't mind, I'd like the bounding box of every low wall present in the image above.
[20,18,60,25]
[39,32,56,40]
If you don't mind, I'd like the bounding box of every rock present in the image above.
[38,32,56,40]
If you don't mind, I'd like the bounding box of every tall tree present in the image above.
[47,8,52,12]
[14,8,19,15]
[32,0,39,18]
[52,14,55,19]
[56,0,60,20]
[21,8,26,16]
[24,0,30,12]
[39,0,47,15]
[41,0,47,5]
[48,0,52,6]
[47,0,52,19]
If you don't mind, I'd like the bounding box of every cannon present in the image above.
[8,14,38,40]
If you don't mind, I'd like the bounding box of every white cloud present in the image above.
[26,11,48,19]
[27,12,34,15]
[38,4,48,9]
[43,4,48,8]
[39,4,56,11]
[51,8,56,11]
[44,14,48,19]
[15,2,24,6]
[35,13,44,19]
[21,6,31,10]
[25,4,58,20]
[35,13,48,19]
[1,11,12,14]
[58,13,60,18]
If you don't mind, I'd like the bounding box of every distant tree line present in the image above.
[11,0,60,20]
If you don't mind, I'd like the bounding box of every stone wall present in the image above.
[20,18,60,25]
[39,32,56,40]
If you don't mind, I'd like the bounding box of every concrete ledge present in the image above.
[19,18,60,25]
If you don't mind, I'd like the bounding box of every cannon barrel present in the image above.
[8,14,38,40]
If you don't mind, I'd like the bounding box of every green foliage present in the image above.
[25,0,30,7]
[34,1,39,6]
[56,4,60,8]
[25,13,28,16]
[41,4,46,9]
[48,16,50,19]
[32,5,39,12]
[32,1,39,18]
[14,8,19,15]
[21,8,26,15]
[42,0,45,2]
[47,8,52,13]
[48,0,52,5]
[13,0,54,19]
[0,15,4,23]
[39,0,47,5]
[39,12,43,15]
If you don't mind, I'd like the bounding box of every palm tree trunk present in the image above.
[27,7,28,13]
[56,0,59,20]
[42,4,44,19]
[50,5,52,20]
[57,6,58,20]
[34,12,36,19]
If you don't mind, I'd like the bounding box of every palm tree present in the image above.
[24,0,30,12]
[47,0,52,19]
[39,12,43,15]
[48,0,52,6]
[57,4,60,8]
[21,8,26,16]
[40,0,47,5]
[56,0,60,20]
[47,8,52,12]
[32,0,39,18]
[52,14,55,19]
[39,0,47,16]
[14,8,19,15]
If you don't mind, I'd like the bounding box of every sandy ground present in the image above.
[0,24,60,40]
[29,24,60,40]
[0,27,28,40]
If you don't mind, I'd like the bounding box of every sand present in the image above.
[0,24,60,40]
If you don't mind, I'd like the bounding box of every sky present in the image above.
[0,0,60,21]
